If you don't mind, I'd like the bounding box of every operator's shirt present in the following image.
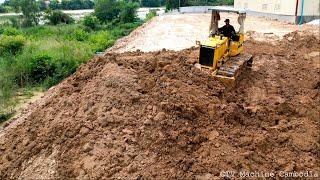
[218,25,236,38]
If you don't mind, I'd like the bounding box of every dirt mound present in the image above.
[0,32,319,179]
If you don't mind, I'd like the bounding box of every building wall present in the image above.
[298,0,320,16]
[234,0,320,16]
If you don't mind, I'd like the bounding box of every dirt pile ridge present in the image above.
[0,31,319,179]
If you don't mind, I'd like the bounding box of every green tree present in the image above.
[39,0,48,11]
[83,14,100,30]
[165,0,179,10]
[186,0,234,6]
[141,0,160,7]
[0,5,7,13]
[60,0,71,9]
[119,2,139,23]
[45,10,74,25]
[4,0,20,12]
[6,0,40,26]
[83,0,95,9]
[49,0,60,10]
[60,0,94,10]
[94,0,121,22]
[20,0,40,26]
[3,0,11,6]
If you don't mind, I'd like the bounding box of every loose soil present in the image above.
[0,31,319,179]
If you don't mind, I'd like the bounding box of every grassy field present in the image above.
[0,20,143,122]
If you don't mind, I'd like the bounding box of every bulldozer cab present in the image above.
[208,7,247,39]
[199,7,247,70]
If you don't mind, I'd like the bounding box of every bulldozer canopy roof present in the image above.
[209,6,246,14]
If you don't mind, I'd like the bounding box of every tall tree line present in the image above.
[166,0,234,10]
[2,0,95,10]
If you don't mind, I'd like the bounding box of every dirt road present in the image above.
[109,13,319,52]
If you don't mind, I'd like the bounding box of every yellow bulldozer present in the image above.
[196,7,253,87]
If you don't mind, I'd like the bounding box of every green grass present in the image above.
[0,20,143,121]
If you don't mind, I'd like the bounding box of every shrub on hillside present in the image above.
[146,10,157,21]
[8,16,23,28]
[119,2,139,23]
[45,58,78,87]
[165,0,179,10]
[73,29,89,41]
[94,0,121,22]
[89,31,115,52]
[18,52,78,87]
[0,5,7,13]
[2,27,23,36]
[94,0,140,23]
[0,35,26,55]
[83,14,100,30]
[59,0,94,10]
[28,54,56,83]
[45,10,75,25]
[13,38,92,88]
[110,22,142,38]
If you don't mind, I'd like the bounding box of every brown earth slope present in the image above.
[0,32,319,179]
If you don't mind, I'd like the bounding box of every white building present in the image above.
[234,0,320,24]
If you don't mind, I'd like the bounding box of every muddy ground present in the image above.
[0,31,319,179]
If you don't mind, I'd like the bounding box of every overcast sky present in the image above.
[0,0,4,4]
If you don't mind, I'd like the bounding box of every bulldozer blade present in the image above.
[214,53,253,87]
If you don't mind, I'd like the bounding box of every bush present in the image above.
[110,22,142,38]
[141,0,162,7]
[23,26,56,39]
[2,27,23,36]
[0,5,7,13]
[166,0,179,10]
[60,0,94,10]
[28,53,56,83]
[49,0,61,10]
[0,35,26,55]
[89,31,115,52]
[119,2,139,23]
[46,58,78,87]
[23,24,80,40]
[94,0,121,22]
[73,29,89,41]
[0,18,143,120]
[19,0,41,27]
[8,16,23,28]
[45,10,75,25]
[0,112,14,123]
[0,57,17,117]
[83,14,100,30]
[13,38,92,88]
[146,10,157,21]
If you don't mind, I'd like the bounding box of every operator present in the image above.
[218,19,236,38]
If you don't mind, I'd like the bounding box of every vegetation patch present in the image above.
[146,10,157,21]
[0,0,143,122]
